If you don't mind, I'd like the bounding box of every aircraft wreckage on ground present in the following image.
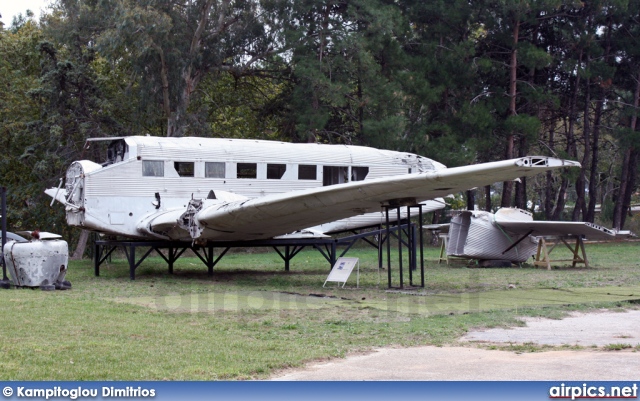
[2,230,71,290]
[46,136,581,243]
[438,207,635,268]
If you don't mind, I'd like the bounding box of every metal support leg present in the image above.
[94,242,100,276]
[207,244,214,275]
[397,207,403,289]
[284,245,290,272]
[408,206,415,279]
[386,207,392,288]
[128,244,136,280]
[419,205,425,288]
[377,224,383,271]
[168,247,175,274]
[330,241,336,268]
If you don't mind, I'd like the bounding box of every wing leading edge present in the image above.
[178,156,580,241]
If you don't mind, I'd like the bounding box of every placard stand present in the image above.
[323,257,359,288]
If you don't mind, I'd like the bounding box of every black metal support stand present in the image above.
[93,224,408,280]
[382,204,425,289]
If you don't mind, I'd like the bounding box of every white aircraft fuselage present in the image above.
[46,136,447,241]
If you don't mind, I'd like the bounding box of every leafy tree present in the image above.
[610,0,640,230]
[399,0,483,167]
[282,0,411,148]
[0,19,51,232]
[72,0,292,137]
[195,71,288,139]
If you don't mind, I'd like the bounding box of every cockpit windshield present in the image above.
[81,138,128,166]
[106,139,127,164]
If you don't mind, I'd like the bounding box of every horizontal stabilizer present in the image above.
[45,187,67,205]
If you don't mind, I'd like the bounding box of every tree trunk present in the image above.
[544,129,556,219]
[484,185,492,212]
[165,0,216,137]
[501,16,520,208]
[514,136,528,209]
[551,176,568,220]
[152,43,173,137]
[586,95,603,223]
[621,150,638,229]
[466,189,475,210]
[70,229,89,260]
[586,17,612,223]
[553,49,583,220]
[572,73,591,222]
[613,149,631,230]
[613,69,640,229]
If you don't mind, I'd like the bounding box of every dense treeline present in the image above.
[1,0,639,254]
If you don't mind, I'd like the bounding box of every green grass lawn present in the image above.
[1,241,639,380]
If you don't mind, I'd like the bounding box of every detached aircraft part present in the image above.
[3,238,71,290]
[444,208,634,265]
[447,209,538,263]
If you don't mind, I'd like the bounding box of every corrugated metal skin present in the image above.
[130,136,439,171]
[86,177,319,199]
[84,159,319,198]
[85,137,433,198]
[447,211,536,262]
[447,213,471,255]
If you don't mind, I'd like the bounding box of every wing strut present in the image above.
[501,229,534,255]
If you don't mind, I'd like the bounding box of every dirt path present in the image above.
[272,309,640,381]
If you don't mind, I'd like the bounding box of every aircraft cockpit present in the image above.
[106,139,127,165]
[81,137,129,166]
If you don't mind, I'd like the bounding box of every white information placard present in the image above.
[323,257,359,288]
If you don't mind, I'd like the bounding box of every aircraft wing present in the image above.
[493,220,620,241]
[186,156,580,241]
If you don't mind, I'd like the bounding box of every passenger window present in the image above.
[174,162,194,177]
[142,160,164,177]
[267,164,287,179]
[237,163,257,179]
[351,167,369,181]
[323,166,349,186]
[205,162,225,178]
[298,165,317,180]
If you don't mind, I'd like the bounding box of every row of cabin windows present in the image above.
[141,161,369,184]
